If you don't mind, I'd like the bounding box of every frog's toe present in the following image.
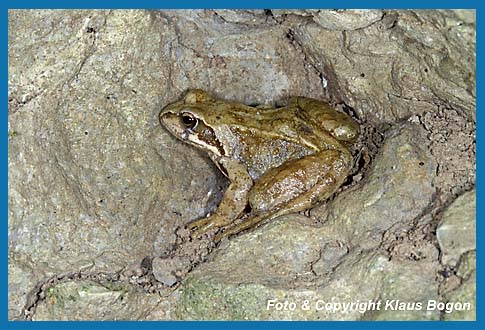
[190,225,215,238]
[213,225,239,242]
[214,230,227,242]
[186,217,210,230]
[187,217,220,238]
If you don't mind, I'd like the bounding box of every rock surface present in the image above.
[32,280,176,320]
[441,251,476,321]
[436,190,476,266]
[177,247,440,320]
[312,10,383,31]
[8,10,227,319]
[8,9,475,320]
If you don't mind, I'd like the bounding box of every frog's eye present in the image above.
[181,113,198,130]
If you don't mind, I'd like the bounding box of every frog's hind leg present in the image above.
[215,149,352,241]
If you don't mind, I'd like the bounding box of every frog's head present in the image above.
[159,89,225,157]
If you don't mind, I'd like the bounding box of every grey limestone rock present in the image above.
[8,9,475,320]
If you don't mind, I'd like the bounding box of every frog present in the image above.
[159,89,359,241]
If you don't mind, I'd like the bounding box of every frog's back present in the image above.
[293,97,359,143]
[215,97,359,144]
[217,104,330,180]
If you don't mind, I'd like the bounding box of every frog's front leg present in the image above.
[187,157,253,237]
[216,149,352,241]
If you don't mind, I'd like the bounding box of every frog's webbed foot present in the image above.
[187,214,227,238]
[213,213,267,242]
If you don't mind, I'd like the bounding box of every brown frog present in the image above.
[159,89,359,241]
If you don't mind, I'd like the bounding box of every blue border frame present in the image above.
[2,1,480,10]
[4,0,480,328]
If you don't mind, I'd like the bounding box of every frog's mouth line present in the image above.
[180,127,223,158]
